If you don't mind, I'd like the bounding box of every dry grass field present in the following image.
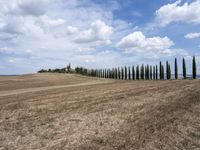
[0,73,200,150]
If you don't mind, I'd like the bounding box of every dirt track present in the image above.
[0,73,200,150]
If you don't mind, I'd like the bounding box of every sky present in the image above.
[0,0,200,75]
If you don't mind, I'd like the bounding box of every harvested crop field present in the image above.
[0,73,200,150]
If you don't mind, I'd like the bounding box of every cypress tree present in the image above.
[160,61,162,80]
[166,61,169,79]
[183,58,186,79]
[162,65,164,80]
[156,65,158,80]
[128,66,131,80]
[193,56,196,79]
[136,65,139,80]
[118,67,120,80]
[175,58,178,80]
[115,68,118,79]
[124,66,127,80]
[168,63,171,80]
[150,66,152,80]
[112,68,115,79]
[142,64,145,80]
[153,66,155,80]
[147,65,150,80]
[111,68,114,79]
[121,67,124,80]
[132,66,135,80]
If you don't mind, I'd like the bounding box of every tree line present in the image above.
[38,56,198,80]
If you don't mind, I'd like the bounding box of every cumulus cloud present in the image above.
[66,26,78,35]
[5,0,49,17]
[185,32,200,39]
[74,20,113,43]
[37,15,65,28]
[155,0,200,26]
[117,31,179,58]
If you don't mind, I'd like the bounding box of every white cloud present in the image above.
[37,15,65,28]
[7,0,49,17]
[74,20,113,43]
[185,32,200,39]
[155,0,200,26]
[117,31,180,58]
[66,26,78,35]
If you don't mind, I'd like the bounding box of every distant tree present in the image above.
[66,63,71,73]
[112,68,114,79]
[115,68,117,79]
[150,66,152,80]
[104,69,106,78]
[175,58,178,80]
[162,65,164,80]
[125,66,127,80]
[121,67,124,80]
[193,56,196,79]
[153,66,155,80]
[183,58,186,79]
[156,65,158,80]
[160,61,162,80]
[109,69,111,78]
[118,67,121,80]
[132,66,135,80]
[136,65,140,80]
[141,64,144,80]
[168,63,171,80]
[38,69,48,73]
[166,61,169,79]
[128,66,131,80]
[147,65,149,80]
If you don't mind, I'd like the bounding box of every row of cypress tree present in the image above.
[87,56,197,80]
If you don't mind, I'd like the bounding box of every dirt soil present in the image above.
[0,73,199,150]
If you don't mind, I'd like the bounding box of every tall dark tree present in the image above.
[115,68,118,79]
[166,61,169,79]
[112,68,115,79]
[128,66,131,80]
[162,65,164,80]
[156,65,158,80]
[153,66,155,80]
[159,61,162,80]
[125,66,127,80]
[136,65,140,80]
[150,66,152,80]
[193,56,196,79]
[175,58,178,80]
[121,67,124,80]
[183,58,186,79]
[141,64,144,80]
[168,63,171,80]
[132,66,135,80]
[118,67,120,80]
[146,65,150,80]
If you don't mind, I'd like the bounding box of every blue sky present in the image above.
[0,0,200,75]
